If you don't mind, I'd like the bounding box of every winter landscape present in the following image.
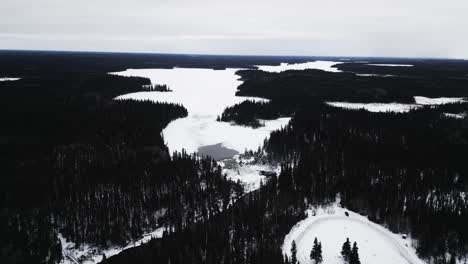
[2,1,468,264]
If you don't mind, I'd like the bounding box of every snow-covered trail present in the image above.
[283,203,426,264]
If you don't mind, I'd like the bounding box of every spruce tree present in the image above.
[317,242,323,263]
[291,240,298,264]
[310,237,323,263]
[341,238,351,261]
[350,242,361,264]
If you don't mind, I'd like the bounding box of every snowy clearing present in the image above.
[326,102,421,113]
[255,61,342,73]
[367,64,414,67]
[282,201,425,264]
[414,96,467,105]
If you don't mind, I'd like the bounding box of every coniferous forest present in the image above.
[1,51,468,264]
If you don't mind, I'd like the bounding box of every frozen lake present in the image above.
[113,61,341,157]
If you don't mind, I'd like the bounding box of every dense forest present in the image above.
[0,64,242,263]
[2,51,468,264]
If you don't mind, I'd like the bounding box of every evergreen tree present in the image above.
[350,242,361,264]
[341,238,352,261]
[317,242,323,263]
[291,240,298,264]
[310,237,323,263]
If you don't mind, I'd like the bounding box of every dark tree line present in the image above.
[219,100,294,128]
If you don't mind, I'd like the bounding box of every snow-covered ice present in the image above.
[326,96,467,114]
[255,61,342,73]
[326,102,421,113]
[356,73,396,77]
[113,67,290,154]
[282,201,425,264]
[0,77,20,81]
[414,96,467,105]
[367,64,414,67]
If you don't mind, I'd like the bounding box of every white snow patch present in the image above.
[0,77,20,81]
[112,67,290,155]
[59,227,165,264]
[367,64,414,67]
[414,96,467,105]
[282,201,426,264]
[444,113,466,119]
[326,102,421,113]
[356,73,396,77]
[255,61,342,73]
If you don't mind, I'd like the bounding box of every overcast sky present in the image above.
[1,0,468,58]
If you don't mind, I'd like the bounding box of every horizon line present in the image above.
[0,48,466,61]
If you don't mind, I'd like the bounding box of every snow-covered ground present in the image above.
[327,96,467,113]
[282,200,426,264]
[444,113,466,119]
[326,102,421,113]
[0,77,20,81]
[414,96,467,105]
[220,155,281,193]
[367,64,414,67]
[59,227,165,264]
[255,61,342,73]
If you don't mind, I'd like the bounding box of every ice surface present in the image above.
[0,77,20,81]
[282,201,426,264]
[356,73,396,77]
[112,67,290,155]
[414,96,467,105]
[326,102,421,113]
[255,61,342,73]
[367,64,414,67]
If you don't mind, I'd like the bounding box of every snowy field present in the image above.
[283,201,425,264]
